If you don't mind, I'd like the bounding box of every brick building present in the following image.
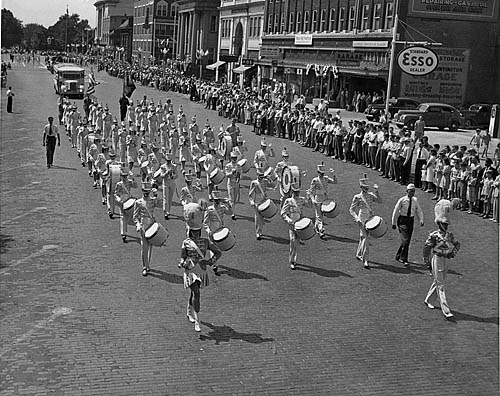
[94,0,134,47]
[260,0,500,107]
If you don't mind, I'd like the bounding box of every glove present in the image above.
[392,225,396,230]
[136,223,142,232]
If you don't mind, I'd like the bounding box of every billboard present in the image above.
[409,0,499,21]
[399,47,470,106]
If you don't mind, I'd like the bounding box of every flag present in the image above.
[86,69,100,95]
[123,73,136,98]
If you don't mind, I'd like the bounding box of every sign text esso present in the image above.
[397,46,439,76]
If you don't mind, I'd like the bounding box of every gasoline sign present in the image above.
[397,46,439,76]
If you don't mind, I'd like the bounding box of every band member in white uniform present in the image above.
[308,164,337,238]
[249,167,276,240]
[158,152,178,219]
[274,147,292,207]
[253,139,273,170]
[105,150,121,218]
[224,150,241,219]
[114,168,138,242]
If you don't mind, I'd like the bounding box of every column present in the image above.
[178,13,185,58]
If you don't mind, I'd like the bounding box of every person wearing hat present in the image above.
[69,105,81,149]
[274,147,293,207]
[248,166,276,240]
[281,182,311,269]
[126,127,140,176]
[115,168,138,242]
[177,107,187,131]
[133,182,160,276]
[179,225,222,332]
[147,106,159,141]
[423,203,461,320]
[226,118,241,148]
[76,118,89,166]
[391,184,424,266]
[157,152,178,219]
[95,105,104,136]
[203,121,215,147]
[349,176,382,268]
[105,150,121,218]
[253,139,273,171]
[139,106,148,135]
[180,169,201,207]
[88,132,102,185]
[95,153,109,205]
[191,135,205,179]
[308,163,337,238]
[42,116,61,169]
[117,122,128,165]
[119,94,129,122]
[189,116,199,145]
[398,137,414,185]
[110,119,120,154]
[224,150,241,219]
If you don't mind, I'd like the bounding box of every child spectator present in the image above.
[481,130,491,158]
[481,170,494,218]
[467,169,478,214]
[449,160,461,199]
[493,143,500,167]
[492,174,500,223]
[457,162,469,210]
[432,151,445,200]
[469,129,482,151]
[425,149,437,194]
[440,157,451,200]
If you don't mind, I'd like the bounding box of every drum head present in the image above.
[258,199,270,211]
[123,198,135,210]
[295,218,311,229]
[282,167,292,194]
[365,216,381,230]
[213,227,229,241]
[321,201,336,211]
[145,223,158,238]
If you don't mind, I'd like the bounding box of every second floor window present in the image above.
[268,13,273,33]
[348,6,356,31]
[361,4,370,30]
[320,9,327,32]
[296,12,302,32]
[385,2,395,29]
[311,10,317,32]
[281,13,286,33]
[338,7,345,31]
[373,4,382,30]
[289,12,295,33]
[329,8,336,31]
[210,15,217,32]
[304,11,309,32]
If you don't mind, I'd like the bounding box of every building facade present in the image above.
[260,0,500,107]
[94,0,134,46]
[175,0,220,77]
[216,0,265,87]
[132,0,178,65]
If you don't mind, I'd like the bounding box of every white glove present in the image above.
[136,223,142,232]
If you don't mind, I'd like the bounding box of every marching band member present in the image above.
[275,147,292,207]
[423,202,461,320]
[95,153,108,205]
[105,150,120,218]
[169,124,179,162]
[146,151,160,181]
[308,163,338,238]
[159,120,169,151]
[180,169,202,206]
[203,120,215,147]
[191,135,205,179]
[179,135,191,173]
[177,107,187,131]
[133,182,159,276]
[69,105,80,148]
[233,135,247,160]
[281,182,311,269]
[224,150,241,219]
[87,131,101,183]
[76,119,88,167]
[189,116,199,145]
[203,144,220,201]
[147,105,159,142]
[158,152,178,220]
[126,99,135,126]
[179,227,222,332]
[249,167,276,240]
[253,138,273,170]
[95,105,104,136]
[126,127,139,175]
[114,168,138,242]
[110,119,120,153]
[139,107,148,135]
[349,176,382,268]
[103,107,113,143]
[117,122,128,165]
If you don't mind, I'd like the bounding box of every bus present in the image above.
[53,63,85,99]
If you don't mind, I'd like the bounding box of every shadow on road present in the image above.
[452,311,499,325]
[218,265,268,281]
[295,263,353,278]
[51,165,79,171]
[320,233,358,243]
[260,235,289,245]
[232,214,254,223]
[199,322,274,345]
[147,268,183,284]
[0,229,15,259]
[370,261,424,275]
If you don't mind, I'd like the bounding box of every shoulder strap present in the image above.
[186,238,205,259]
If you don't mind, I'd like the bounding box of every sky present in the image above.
[3,0,96,27]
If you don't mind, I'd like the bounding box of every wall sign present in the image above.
[409,0,499,21]
[397,46,439,76]
[294,34,313,46]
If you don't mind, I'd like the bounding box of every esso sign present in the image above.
[397,46,439,76]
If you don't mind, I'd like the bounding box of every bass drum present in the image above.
[281,165,301,194]
[237,158,251,173]
[257,199,278,219]
[212,227,236,251]
[365,216,388,239]
[219,136,233,158]
[144,222,169,246]
[294,218,315,240]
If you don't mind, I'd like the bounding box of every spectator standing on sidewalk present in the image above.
[469,129,482,152]
[414,116,425,143]
[6,86,14,113]
[42,116,61,168]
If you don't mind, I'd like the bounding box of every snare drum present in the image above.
[209,167,224,185]
[281,165,301,194]
[144,222,169,246]
[365,216,388,238]
[257,199,278,219]
[238,158,251,173]
[109,164,121,192]
[321,200,339,218]
[294,218,315,240]
[123,198,136,225]
[220,136,233,158]
[212,227,236,251]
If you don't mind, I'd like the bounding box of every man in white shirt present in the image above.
[391,184,424,266]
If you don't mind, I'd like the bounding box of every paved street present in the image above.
[0,60,498,395]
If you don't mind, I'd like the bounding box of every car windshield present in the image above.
[469,104,481,111]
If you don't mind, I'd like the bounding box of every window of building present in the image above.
[385,2,395,29]
[274,14,279,33]
[348,6,356,31]
[361,4,370,30]
[373,4,382,30]
[296,12,302,32]
[338,7,345,30]
[320,9,326,32]
[210,15,217,32]
[170,3,177,17]
[304,11,309,32]
[289,12,295,33]
[268,13,273,33]
[329,8,336,31]
[257,17,262,37]
[311,10,317,32]
[157,1,168,17]
[281,13,286,33]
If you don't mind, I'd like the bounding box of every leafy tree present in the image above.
[23,23,48,50]
[47,13,91,51]
[1,8,23,47]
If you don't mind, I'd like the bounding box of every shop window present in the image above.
[311,10,317,32]
[289,12,295,33]
[304,11,309,32]
[373,4,382,30]
[329,8,336,31]
[361,4,370,30]
[338,8,345,31]
[348,6,356,31]
[385,2,395,29]
[320,9,327,32]
[296,12,302,32]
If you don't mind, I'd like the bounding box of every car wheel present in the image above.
[449,121,459,131]
[464,119,473,128]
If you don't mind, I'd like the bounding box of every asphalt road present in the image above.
[0,59,498,395]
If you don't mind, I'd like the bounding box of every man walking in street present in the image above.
[43,116,60,168]
[391,184,424,266]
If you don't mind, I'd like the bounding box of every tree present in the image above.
[1,8,23,48]
[47,13,91,51]
[23,23,48,51]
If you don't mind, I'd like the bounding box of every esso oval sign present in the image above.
[397,46,439,76]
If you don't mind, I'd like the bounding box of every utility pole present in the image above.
[65,5,69,54]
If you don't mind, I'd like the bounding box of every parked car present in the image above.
[394,103,463,131]
[461,104,493,128]
[365,97,420,122]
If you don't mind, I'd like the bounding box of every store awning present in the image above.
[206,60,226,70]
[233,65,252,74]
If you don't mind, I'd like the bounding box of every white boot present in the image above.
[186,304,195,323]
[193,312,201,332]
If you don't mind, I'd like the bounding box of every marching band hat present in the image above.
[108,150,116,158]
[165,152,173,161]
[359,176,370,188]
[317,163,325,173]
[142,182,153,192]
[406,183,416,190]
[195,134,202,142]
[260,139,267,147]
[230,150,238,158]
[237,135,244,143]
[281,147,289,157]
[184,169,194,181]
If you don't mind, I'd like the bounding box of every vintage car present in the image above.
[394,103,463,131]
[461,104,493,128]
[364,97,420,122]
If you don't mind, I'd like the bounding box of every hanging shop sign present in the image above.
[294,34,313,46]
[399,47,470,107]
[397,46,439,76]
[241,58,255,66]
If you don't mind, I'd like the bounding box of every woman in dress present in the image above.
[179,229,222,332]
